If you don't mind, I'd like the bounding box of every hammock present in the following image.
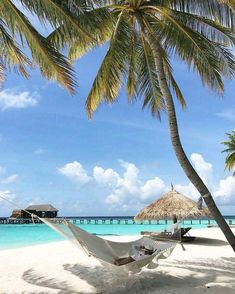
[42,218,177,273]
[0,194,177,273]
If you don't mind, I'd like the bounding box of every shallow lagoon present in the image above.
[0,217,234,250]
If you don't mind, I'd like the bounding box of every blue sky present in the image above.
[0,13,235,216]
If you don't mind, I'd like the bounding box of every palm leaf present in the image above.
[137,33,163,118]
[126,20,138,101]
[222,131,235,174]
[47,7,114,61]
[0,19,30,78]
[143,7,233,92]
[86,14,132,117]
[19,0,95,42]
[141,15,186,110]
[0,62,5,86]
[149,0,234,27]
[0,0,76,93]
[225,153,235,174]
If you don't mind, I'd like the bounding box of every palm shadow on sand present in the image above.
[22,256,235,294]
[184,237,228,246]
[63,257,235,293]
[22,268,80,294]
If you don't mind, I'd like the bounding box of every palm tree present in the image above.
[222,131,235,176]
[0,0,94,92]
[49,0,235,250]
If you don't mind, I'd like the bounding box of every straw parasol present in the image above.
[135,185,211,221]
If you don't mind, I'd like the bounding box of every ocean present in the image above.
[0,216,234,250]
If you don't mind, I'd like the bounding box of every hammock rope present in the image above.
[0,193,177,272]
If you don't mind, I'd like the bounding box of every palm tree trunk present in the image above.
[153,47,235,251]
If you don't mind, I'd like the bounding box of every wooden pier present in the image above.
[0,216,234,226]
[0,218,43,224]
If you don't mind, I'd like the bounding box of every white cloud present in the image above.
[172,153,214,201]
[175,154,235,205]
[0,89,38,110]
[175,182,199,200]
[190,153,213,186]
[141,177,166,200]
[104,155,235,209]
[118,161,140,195]
[58,154,235,212]
[58,161,90,185]
[104,161,167,209]
[1,174,19,185]
[93,166,120,186]
[120,161,139,181]
[105,194,121,205]
[215,176,235,204]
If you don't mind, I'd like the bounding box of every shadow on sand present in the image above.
[22,256,235,294]
[22,268,79,294]
[185,237,228,246]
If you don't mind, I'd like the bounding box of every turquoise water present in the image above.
[0,217,233,250]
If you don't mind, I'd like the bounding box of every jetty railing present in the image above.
[0,216,234,226]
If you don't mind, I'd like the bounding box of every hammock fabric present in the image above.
[42,218,177,273]
[0,194,177,273]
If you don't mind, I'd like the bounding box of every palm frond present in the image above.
[149,0,234,27]
[137,29,164,117]
[68,8,114,60]
[55,0,235,118]
[0,0,76,93]
[0,19,30,78]
[126,21,138,101]
[222,131,235,174]
[47,7,114,61]
[0,62,5,86]
[86,14,132,117]
[165,9,235,44]
[143,7,234,93]
[140,14,186,109]
[164,63,186,108]
[19,0,95,42]
[225,152,235,173]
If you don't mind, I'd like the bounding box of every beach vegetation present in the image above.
[49,0,235,250]
[0,0,77,92]
[222,130,235,176]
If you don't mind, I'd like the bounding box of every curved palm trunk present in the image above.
[153,49,235,251]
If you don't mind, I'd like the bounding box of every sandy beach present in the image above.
[0,227,234,294]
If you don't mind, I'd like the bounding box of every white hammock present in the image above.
[42,218,177,273]
[0,193,177,272]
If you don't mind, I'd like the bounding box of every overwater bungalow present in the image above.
[25,204,58,218]
[9,210,24,219]
[9,204,58,219]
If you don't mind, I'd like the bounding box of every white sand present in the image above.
[0,228,235,294]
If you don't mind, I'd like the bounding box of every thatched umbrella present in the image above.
[135,186,211,221]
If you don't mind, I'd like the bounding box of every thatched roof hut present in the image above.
[135,186,211,221]
[26,204,58,212]
[10,209,24,219]
[25,204,58,218]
